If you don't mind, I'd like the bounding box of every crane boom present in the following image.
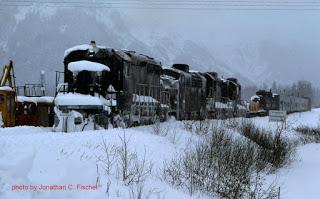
[0,60,16,88]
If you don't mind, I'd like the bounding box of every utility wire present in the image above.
[3,0,320,3]
[1,0,320,10]
[3,0,320,6]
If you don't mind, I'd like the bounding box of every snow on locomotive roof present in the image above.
[166,67,190,76]
[124,50,161,65]
[250,95,260,101]
[114,50,132,62]
[68,60,110,72]
[0,86,14,91]
[64,44,107,58]
[204,73,216,80]
[55,93,104,106]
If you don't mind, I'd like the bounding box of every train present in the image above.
[0,41,311,130]
[247,89,311,117]
[53,41,247,132]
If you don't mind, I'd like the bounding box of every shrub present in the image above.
[238,120,294,170]
[295,125,320,143]
[163,126,279,198]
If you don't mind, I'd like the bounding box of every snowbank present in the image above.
[0,120,207,199]
[1,109,320,199]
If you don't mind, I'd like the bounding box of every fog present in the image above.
[0,2,319,95]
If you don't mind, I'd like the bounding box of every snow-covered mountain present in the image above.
[2,6,317,95]
[0,7,262,95]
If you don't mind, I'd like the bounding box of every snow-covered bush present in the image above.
[162,126,279,198]
[151,121,169,136]
[96,131,153,197]
[181,120,211,135]
[239,120,295,170]
[295,125,320,143]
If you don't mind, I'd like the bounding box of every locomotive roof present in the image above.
[64,43,161,70]
[64,44,108,58]
[114,50,132,62]
[123,50,161,66]
[165,67,191,76]
[202,73,216,81]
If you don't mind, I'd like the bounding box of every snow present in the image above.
[0,120,206,199]
[107,84,116,92]
[237,104,247,110]
[250,95,260,101]
[55,93,105,106]
[132,94,158,103]
[161,104,169,108]
[64,44,107,58]
[275,143,320,199]
[17,96,37,104]
[0,112,3,127]
[105,99,117,106]
[1,109,320,198]
[68,60,110,72]
[215,101,233,109]
[0,86,14,91]
[33,96,54,103]
[17,96,54,104]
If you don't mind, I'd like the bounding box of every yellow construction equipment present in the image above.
[0,60,16,127]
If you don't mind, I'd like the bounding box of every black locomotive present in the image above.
[248,89,311,117]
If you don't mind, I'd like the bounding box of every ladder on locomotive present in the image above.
[135,83,160,118]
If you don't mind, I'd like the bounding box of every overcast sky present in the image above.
[121,7,320,86]
[0,1,319,88]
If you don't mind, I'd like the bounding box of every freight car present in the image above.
[248,89,311,117]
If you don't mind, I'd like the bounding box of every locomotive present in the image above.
[248,89,311,117]
[161,65,246,120]
[53,41,245,132]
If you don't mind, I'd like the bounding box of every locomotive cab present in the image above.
[67,60,109,95]
[54,46,112,132]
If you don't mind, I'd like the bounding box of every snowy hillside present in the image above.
[0,109,320,198]
[0,7,261,96]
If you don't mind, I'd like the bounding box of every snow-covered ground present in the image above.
[0,109,320,199]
